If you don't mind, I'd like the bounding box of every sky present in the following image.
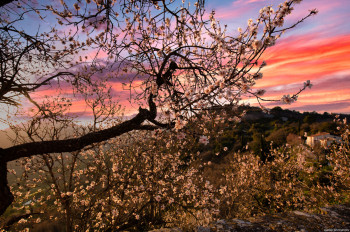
[1,0,350,130]
[204,0,350,113]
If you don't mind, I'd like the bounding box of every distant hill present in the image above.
[193,105,350,163]
[1,106,349,150]
[236,105,350,123]
[0,129,15,149]
[0,121,86,149]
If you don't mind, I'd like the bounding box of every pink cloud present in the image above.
[255,33,350,88]
[242,31,350,114]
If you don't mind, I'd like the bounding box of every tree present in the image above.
[0,0,317,216]
[267,127,289,147]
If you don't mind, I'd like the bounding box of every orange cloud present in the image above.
[243,33,350,113]
[256,34,350,89]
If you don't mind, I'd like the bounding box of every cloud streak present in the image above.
[246,31,350,113]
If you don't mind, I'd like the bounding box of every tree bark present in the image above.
[0,0,17,8]
[0,156,13,216]
[1,107,152,163]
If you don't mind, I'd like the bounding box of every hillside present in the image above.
[194,105,349,163]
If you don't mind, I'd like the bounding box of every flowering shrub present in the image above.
[3,113,349,231]
[6,130,220,231]
[200,115,350,219]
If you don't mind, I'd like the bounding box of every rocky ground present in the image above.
[151,204,350,232]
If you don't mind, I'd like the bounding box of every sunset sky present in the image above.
[1,0,350,130]
[205,0,350,113]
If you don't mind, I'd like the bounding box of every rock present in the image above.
[149,228,182,232]
[149,204,350,232]
[197,226,211,232]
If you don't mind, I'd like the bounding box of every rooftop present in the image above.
[308,132,330,137]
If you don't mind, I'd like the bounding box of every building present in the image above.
[306,132,342,147]
[319,137,342,147]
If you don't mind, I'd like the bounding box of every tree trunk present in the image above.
[0,0,16,8]
[0,156,13,216]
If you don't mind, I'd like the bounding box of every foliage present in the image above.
[4,130,219,231]
[2,112,349,231]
